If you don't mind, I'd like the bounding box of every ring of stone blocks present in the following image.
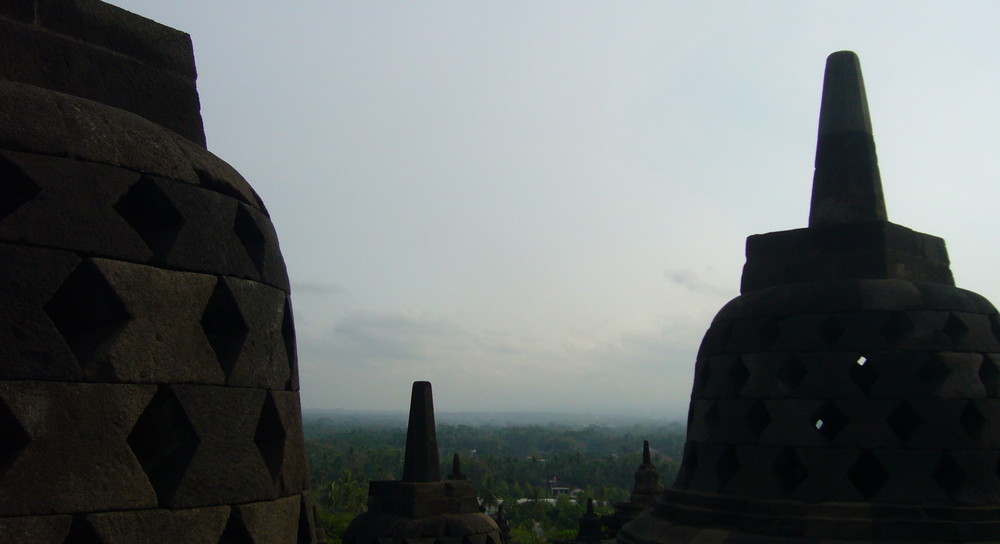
[0,381,308,514]
[0,494,320,544]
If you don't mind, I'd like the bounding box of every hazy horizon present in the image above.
[110,1,1000,415]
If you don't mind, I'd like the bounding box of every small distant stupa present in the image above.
[604,441,663,537]
[619,51,1000,543]
[343,382,502,544]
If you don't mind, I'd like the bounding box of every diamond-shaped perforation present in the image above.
[44,260,132,369]
[113,175,184,258]
[255,392,287,483]
[728,356,750,397]
[757,318,780,349]
[745,400,771,437]
[0,397,30,479]
[715,445,739,490]
[921,355,951,391]
[0,154,41,222]
[944,313,969,346]
[234,204,267,274]
[848,450,888,500]
[816,316,844,346]
[961,401,986,441]
[776,354,807,393]
[200,280,249,378]
[127,386,199,506]
[880,312,914,345]
[773,447,807,495]
[811,401,848,441]
[980,355,1000,398]
[63,516,106,544]
[849,354,879,395]
[218,509,254,544]
[887,401,922,443]
[934,452,965,498]
[282,297,297,390]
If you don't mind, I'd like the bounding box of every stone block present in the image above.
[0,243,80,380]
[86,505,229,544]
[35,0,197,78]
[0,515,72,543]
[166,384,274,507]
[88,258,223,384]
[756,399,827,448]
[270,391,309,495]
[795,352,866,400]
[233,495,301,544]
[793,447,866,503]
[225,277,292,389]
[0,381,158,515]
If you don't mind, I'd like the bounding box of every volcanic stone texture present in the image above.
[0,0,203,145]
[0,4,314,541]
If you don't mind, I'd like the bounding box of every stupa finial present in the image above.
[808,50,887,227]
[401,381,441,482]
[642,440,651,465]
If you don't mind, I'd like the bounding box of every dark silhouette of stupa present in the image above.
[618,51,1000,543]
[343,382,502,544]
[0,1,317,541]
[604,441,663,537]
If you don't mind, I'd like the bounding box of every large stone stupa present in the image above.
[619,51,1000,543]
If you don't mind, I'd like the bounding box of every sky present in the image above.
[109,1,1000,417]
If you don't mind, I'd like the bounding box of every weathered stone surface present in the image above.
[269,391,310,495]
[235,495,301,544]
[0,515,72,543]
[0,381,157,514]
[86,505,229,544]
[225,277,292,388]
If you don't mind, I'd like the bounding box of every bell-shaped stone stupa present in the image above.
[619,51,1000,543]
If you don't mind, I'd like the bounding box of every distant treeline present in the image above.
[304,418,686,541]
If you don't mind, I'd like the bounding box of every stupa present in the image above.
[0,1,316,542]
[343,382,502,544]
[618,51,1000,543]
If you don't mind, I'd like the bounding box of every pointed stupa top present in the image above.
[401,381,441,482]
[808,50,887,227]
[642,440,651,465]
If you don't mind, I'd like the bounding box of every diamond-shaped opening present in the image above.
[849,354,879,395]
[887,401,922,443]
[811,402,848,441]
[127,386,200,506]
[218,509,254,544]
[715,445,739,490]
[297,496,314,544]
[704,401,721,429]
[113,175,184,258]
[757,318,780,349]
[848,450,888,500]
[234,204,267,274]
[727,356,750,397]
[773,447,808,496]
[200,280,249,378]
[0,154,41,222]
[816,316,844,346]
[745,399,771,437]
[934,452,965,498]
[676,442,698,489]
[776,354,807,393]
[62,516,105,544]
[255,392,287,483]
[880,312,914,345]
[961,401,986,441]
[980,355,1000,398]
[0,397,30,480]
[943,313,969,346]
[920,355,951,390]
[44,260,132,369]
[282,297,297,390]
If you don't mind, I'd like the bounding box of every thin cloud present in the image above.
[664,268,734,297]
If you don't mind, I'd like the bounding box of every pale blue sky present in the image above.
[112,1,1000,416]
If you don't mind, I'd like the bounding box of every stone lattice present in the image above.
[0,1,317,542]
[618,52,1000,543]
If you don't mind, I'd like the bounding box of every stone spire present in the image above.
[402,381,440,482]
[809,50,887,227]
